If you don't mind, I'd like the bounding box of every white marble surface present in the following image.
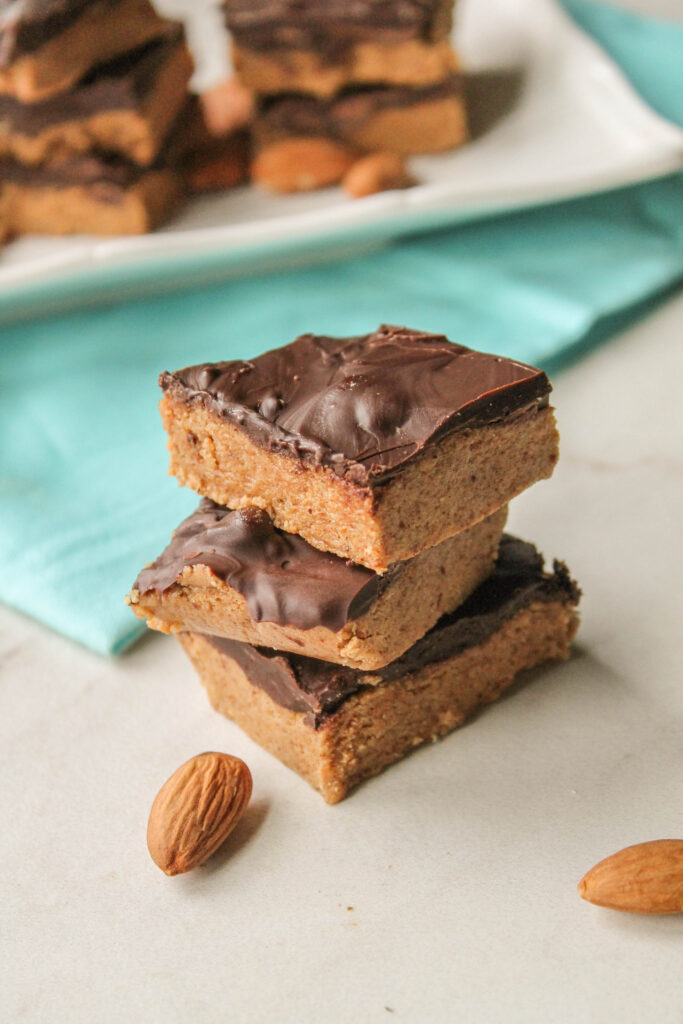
[2,291,682,1023]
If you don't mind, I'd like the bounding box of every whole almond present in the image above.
[252,137,356,193]
[343,152,416,199]
[578,839,683,914]
[147,752,252,876]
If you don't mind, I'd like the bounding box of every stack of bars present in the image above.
[128,326,580,803]
[224,0,468,191]
[0,0,194,236]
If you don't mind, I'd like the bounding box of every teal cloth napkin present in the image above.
[1,0,682,655]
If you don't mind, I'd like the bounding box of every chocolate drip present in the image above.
[0,151,146,194]
[224,0,453,55]
[161,326,551,487]
[206,535,579,727]
[134,499,396,632]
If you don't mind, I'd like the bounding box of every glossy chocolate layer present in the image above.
[0,34,180,135]
[134,499,396,632]
[257,76,462,141]
[161,326,551,487]
[205,535,580,727]
[1,0,105,65]
[224,0,453,54]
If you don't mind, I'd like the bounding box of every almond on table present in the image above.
[578,840,683,914]
[147,752,252,876]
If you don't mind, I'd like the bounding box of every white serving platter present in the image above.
[1,0,681,321]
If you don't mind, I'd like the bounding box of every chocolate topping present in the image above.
[205,535,580,727]
[0,34,181,135]
[257,77,462,141]
[134,499,395,632]
[224,0,453,55]
[0,150,149,196]
[161,326,551,487]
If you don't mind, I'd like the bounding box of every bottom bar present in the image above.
[178,536,580,804]
[252,76,467,192]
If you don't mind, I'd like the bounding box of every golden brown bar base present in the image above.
[0,0,170,103]
[233,39,459,99]
[3,170,183,236]
[128,506,507,670]
[161,396,558,571]
[0,44,193,167]
[179,599,578,804]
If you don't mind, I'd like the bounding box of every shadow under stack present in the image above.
[223,0,469,191]
[128,325,580,803]
[0,0,193,237]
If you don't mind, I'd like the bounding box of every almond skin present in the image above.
[343,152,416,199]
[252,137,356,193]
[578,839,683,914]
[147,752,252,876]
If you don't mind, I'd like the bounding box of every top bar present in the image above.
[223,0,454,53]
[0,0,93,66]
[0,34,191,166]
[0,0,170,102]
[160,325,559,570]
[224,0,457,98]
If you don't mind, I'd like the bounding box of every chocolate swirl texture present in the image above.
[160,326,551,486]
[224,0,453,53]
[206,535,580,727]
[134,499,394,632]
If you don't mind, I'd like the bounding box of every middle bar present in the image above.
[128,500,507,670]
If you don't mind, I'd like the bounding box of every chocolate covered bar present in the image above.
[179,536,580,803]
[159,326,559,571]
[251,76,466,191]
[0,34,192,166]
[1,151,183,234]
[128,499,507,670]
[0,0,170,102]
[225,0,456,98]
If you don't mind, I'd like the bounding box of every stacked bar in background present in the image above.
[0,0,192,236]
[129,325,580,803]
[223,0,468,191]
